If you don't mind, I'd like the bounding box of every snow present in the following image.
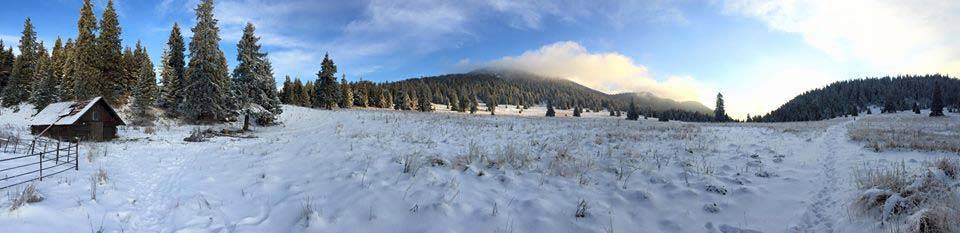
[0,105,957,232]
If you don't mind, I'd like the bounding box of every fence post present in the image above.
[38,141,42,181]
[75,138,79,171]
[56,140,61,164]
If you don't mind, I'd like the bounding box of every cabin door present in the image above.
[90,122,103,141]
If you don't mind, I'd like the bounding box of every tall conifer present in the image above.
[160,23,186,111]
[315,53,339,109]
[71,0,101,100]
[2,18,40,107]
[98,0,124,104]
[183,0,232,121]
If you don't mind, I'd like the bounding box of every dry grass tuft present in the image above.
[9,183,43,211]
[852,158,960,233]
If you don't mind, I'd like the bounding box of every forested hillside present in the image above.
[281,69,717,122]
[755,75,960,122]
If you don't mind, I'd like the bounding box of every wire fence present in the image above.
[0,136,80,190]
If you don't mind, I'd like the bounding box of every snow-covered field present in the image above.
[0,105,957,233]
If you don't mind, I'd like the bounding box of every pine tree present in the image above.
[121,47,137,100]
[160,23,186,112]
[458,92,470,113]
[302,81,315,107]
[417,90,432,112]
[714,92,728,122]
[30,42,58,110]
[396,91,411,110]
[626,100,639,120]
[131,42,157,124]
[2,18,40,107]
[315,53,339,109]
[60,39,75,99]
[280,76,293,104]
[183,0,233,122]
[383,91,394,109]
[930,82,944,117]
[50,38,67,82]
[291,78,304,106]
[71,0,101,100]
[339,75,352,108]
[231,22,282,126]
[546,100,556,117]
[0,41,13,92]
[469,94,479,114]
[98,0,124,104]
[448,91,460,111]
[486,95,496,115]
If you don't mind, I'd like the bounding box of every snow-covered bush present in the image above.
[852,159,960,233]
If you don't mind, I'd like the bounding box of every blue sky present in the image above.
[2,0,958,118]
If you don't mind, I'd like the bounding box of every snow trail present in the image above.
[792,120,856,233]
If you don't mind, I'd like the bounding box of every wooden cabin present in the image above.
[29,97,125,141]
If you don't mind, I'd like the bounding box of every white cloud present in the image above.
[488,41,712,103]
[197,0,692,81]
[723,0,960,75]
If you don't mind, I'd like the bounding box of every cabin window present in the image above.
[91,110,100,121]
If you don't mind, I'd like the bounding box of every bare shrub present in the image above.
[933,157,959,179]
[299,196,317,228]
[143,126,156,135]
[9,183,43,211]
[400,153,423,176]
[575,199,588,218]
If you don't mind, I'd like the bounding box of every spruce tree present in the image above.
[545,100,556,117]
[315,53,339,109]
[71,0,101,100]
[458,92,470,113]
[626,100,639,120]
[50,38,67,81]
[417,90,432,112]
[291,78,304,106]
[0,41,13,92]
[714,92,728,122]
[396,91,411,110]
[30,42,58,110]
[384,91,394,109]
[280,76,293,104]
[3,18,40,107]
[339,75,352,108]
[485,96,496,115]
[60,39,75,99]
[231,22,282,125]
[930,82,944,117]
[302,81,315,107]
[183,0,233,122]
[98,0,124,104]
[160,23,186,112]
[448,91,460,111]
[131,42,157,124]
[469,94,479,114]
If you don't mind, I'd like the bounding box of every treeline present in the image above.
[280,68,720,122]
[753,75,960,122]
[0,0,283,127]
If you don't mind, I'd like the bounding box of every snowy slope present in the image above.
[0,105,956,232]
